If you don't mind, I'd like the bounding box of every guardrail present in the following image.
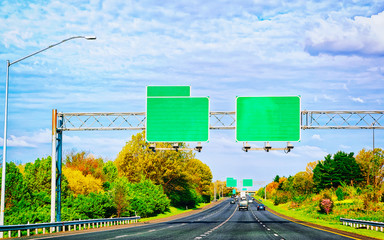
[340,218,384,232]
[0,216,140,238]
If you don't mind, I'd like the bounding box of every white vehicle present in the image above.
[240,191,246,198]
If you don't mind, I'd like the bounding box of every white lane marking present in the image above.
[114,235,129,238]
[192,203,237,239]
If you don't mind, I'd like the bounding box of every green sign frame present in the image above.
[146,97,209,142]
[236,96,301,142]
[226,178,237,187]
[147,86,191,97]
[243,179,253,187]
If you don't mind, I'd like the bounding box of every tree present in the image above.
[24,157,51,194]
[0,162,29,210]
[103,161,118,183]
[185,158,212,202]
[305,161,318,177]
[65,151,104,180]
[273,175,280,183]
[313,151,363,191]
[63,167,103,195]
[115,131,212,207]
[128,178,170,217]
[62,192,115,220]
[355,148,384,188]
[292,171,313,195]
[110,177,131,217]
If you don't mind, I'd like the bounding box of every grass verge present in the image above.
[139,202,211,222]
[259,199,384,240]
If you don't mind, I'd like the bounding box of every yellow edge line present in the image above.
[271,210,362,240]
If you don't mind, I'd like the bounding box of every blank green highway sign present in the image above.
[226,178,237,187]
[236,96,301,141]
[243,179,253,187]
[146,97,209,142]
[147,86,190,97]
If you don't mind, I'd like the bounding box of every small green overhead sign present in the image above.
[147,86,191,97]
[236,96,301,142]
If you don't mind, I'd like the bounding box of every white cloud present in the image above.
[295,145,328,160]
[322,94,337,102]
[311,134,322,141]
[305,11,384,56]
[350,96,364,103]
[0,129,51,147]
[339,144,351,149]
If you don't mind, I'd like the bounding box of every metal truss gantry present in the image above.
[56,110,384,131]
[51,109,383,223]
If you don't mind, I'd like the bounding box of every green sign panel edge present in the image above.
[146,97,210,142]
[226,177,237,187]
[243,179,253,187]
[147,85,191,97]
[235,96,301,142]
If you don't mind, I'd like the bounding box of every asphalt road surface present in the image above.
[32,199,355,240]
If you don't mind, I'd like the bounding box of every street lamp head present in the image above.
[84,36,97,40]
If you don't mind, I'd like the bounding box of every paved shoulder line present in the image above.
[142,198,228,224]
[265,204,380,240]
[22,199,228,239]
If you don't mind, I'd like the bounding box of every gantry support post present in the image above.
[51,110,57,227]
[56,114,63,223]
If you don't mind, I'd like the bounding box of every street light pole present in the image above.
[0,36,96,232]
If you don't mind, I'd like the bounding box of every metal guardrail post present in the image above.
[0,216,140,238]
[340,218,384,232]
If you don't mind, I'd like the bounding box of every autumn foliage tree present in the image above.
[115,131,213,208]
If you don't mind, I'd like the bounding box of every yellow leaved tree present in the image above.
[63,167,103,195]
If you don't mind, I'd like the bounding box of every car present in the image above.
[257,204,266,211]
[230,200,235,204]
[248,199,253,203]
[238,200,248,211]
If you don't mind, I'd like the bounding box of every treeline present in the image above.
[258,149,384,212]
[0,131,213,225]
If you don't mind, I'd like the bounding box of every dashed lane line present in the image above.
[193,204,237,239]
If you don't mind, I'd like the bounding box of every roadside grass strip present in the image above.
[259,199,381,240]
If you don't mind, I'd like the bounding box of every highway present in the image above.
[32,198,355,240]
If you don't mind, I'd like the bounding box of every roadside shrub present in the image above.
[319,193,333,214]
[273,191,290,205]
[336,188,344,201]
[292,195,307,205]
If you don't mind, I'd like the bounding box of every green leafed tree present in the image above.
[24,157,51,194]
[128,178,170,217]
[313,151,363,192]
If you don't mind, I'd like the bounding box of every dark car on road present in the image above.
[257,204,265,211]
[239,200,249,211]
[230,199,235,204]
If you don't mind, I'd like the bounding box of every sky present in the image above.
[0,0,383,190]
